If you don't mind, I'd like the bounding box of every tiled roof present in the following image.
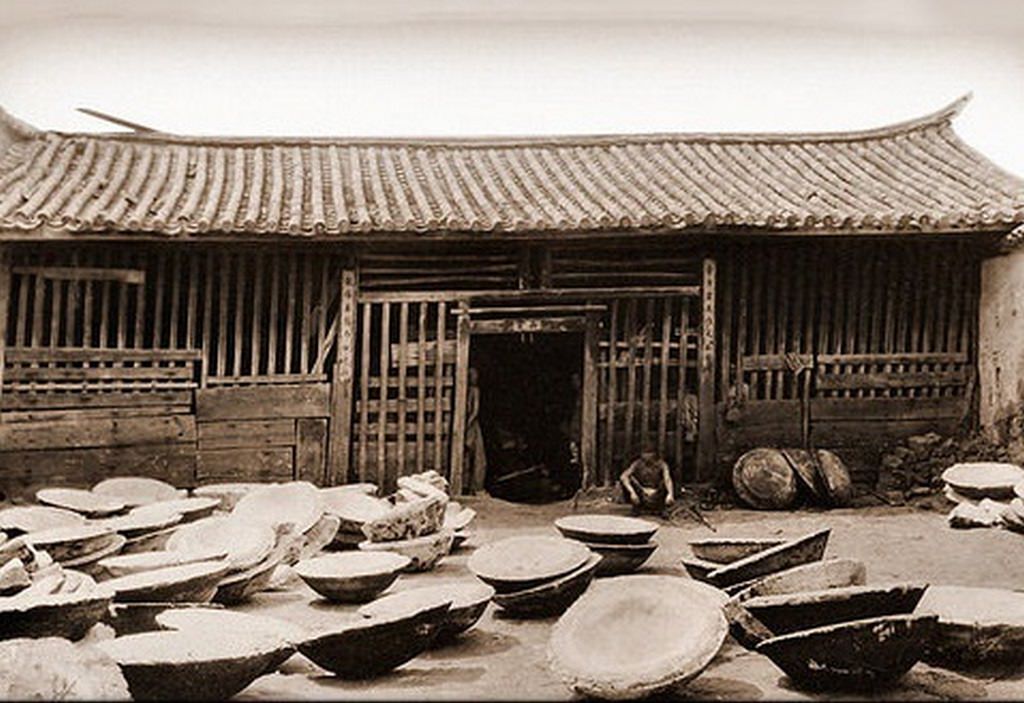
[0,96,1022,238]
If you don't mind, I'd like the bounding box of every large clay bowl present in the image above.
[98,548,228,579]
[732,448,799,510]
[444,505,477,532]
[0,587,114,641]
[584,541,657,577]
[554,515,658,545]
[469,535,592,592]
[942,462,1024,500]
[321,489,389,534]
[24,524,119,563]
[192,482,263,511]
[361,493,448,542]
[102,561,231,603]
[688,538,785,565]
[732,558,868,602]
[213,537,295,606]
[36,488,125,518]
[166,516,276,572]
[549,575,729,700]
[121,525,180,555]
[295,552,410,603]
[298,514,342,562]
[298,601,451,678]
[97,630,293,701]
[707,529,830,588]
[0,506,84,536]
[92,477,185,508]
[681,556,721,583]
[744,583,928,636]
[814,449,853,507]
[97,511,183,540]
[358,529,454,572]
[493,554,601,618]
[756,614,938,690]
[232,481,324,535]
[916,585,1024,668]
[130,497,221,525]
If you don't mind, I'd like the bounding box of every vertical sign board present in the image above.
[327,268,357,484]
[697,257,717,479]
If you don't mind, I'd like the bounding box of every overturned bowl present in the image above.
[97,629,293,701]
[294,552,410,603]
[584,541,657,577]
[299,599,451,678]
[493,553,601,618]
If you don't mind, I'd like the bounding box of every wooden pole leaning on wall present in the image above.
[327,268,357,485]
[450,301,471,496]
[697,256,717,481]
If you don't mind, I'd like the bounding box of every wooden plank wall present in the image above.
[716,239,980,484]
[352,295,457,493]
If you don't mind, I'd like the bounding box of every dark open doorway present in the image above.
[470,332,583,503]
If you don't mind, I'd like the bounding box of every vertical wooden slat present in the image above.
[640,298,654,448]
[396,302,409,477]
[416,302,427,473]
[232,253,246,376]
[200,250,214,386]
[450,301,471,495]
[318,258,329,359]
[64,251,78,346]
[763,249,777,400]
[50,275,63,348]
[719,256,733,406]
[697,257,716,480]
[882,247,898,398]
[153,250,166,349]
[377,302,391,488]
[327,268,357,485]
[623,299,638,461]
[216,251,229,378]
[116,251,128,351]
[169,250,182,349]
[749,253,762,399]
[301,255,313,373]
[250,252,264,374]
[657,297,672,455]
[268,255,280,375]
[285,252,297,374]
[14,264,27,347]
[0,246,9,420]
[735,253,748,407]
[186,251,198,350]
[31,257,45,348]
[581,310,599,490]
[357,302,372,482]
[433,302,447,472]
[602,300,618,485]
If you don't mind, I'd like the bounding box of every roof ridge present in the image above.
[19,94,973,150]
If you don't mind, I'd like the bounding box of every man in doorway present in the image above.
[619,449,676,516]
[465,367,488,494]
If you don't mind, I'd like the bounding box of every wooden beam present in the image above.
[195,383,330,421]
[327,268,357,485]
[450,301,471,495]
[10,266,145,285]
[468,316,587,335]
[697,256,716,480]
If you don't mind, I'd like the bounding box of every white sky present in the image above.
[1,0,1023,175]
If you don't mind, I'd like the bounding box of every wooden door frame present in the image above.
[449,305,600,495]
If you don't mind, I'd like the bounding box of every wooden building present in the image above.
[1,97,1022,499]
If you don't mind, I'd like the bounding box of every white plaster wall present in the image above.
[979,247,1024,433]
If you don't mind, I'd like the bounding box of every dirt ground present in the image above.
[234,497,1024,701]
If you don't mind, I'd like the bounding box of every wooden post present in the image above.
[0,245,9,422]
[580,311,599,489]
[327,268,357,485]
[697,257,717,480]
[450,301,471,495]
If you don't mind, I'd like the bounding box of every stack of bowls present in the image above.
[554,515,658,576]
[469,535,598,618]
